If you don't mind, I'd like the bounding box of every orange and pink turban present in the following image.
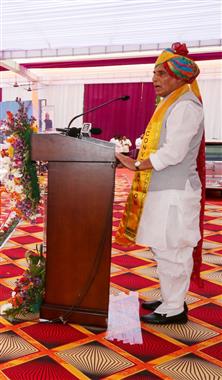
[155,42,200,83]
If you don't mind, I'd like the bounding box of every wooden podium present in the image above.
[31,133,116,328]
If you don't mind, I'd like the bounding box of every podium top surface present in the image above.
[31,133,116,162]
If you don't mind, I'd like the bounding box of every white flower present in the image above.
[1,156,11,167]
[0,169,8,182]
[15,185,23,194]
[5,181,15,192]
[0,303,12,314]
[11,169,22,178]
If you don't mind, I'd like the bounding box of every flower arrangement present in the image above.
[4,244,46,320]
[1,99,40,221]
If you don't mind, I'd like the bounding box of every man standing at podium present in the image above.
[115,42,205,325]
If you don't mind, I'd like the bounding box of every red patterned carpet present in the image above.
[0,169,221,380]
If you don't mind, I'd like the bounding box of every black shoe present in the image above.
[142,300,188,312]
[141,311,188,325]
[141,300,162,310]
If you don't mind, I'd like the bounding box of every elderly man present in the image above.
[115,42,205,324]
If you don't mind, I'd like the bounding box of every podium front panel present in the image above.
[32,134,116,327]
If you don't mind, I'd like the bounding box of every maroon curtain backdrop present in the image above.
[83,83,156,147]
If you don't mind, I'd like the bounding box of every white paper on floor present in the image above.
[106,291,143,345]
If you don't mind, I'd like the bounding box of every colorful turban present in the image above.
[155,42,200,83]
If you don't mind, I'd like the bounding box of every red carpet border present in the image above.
[0,169,221,380]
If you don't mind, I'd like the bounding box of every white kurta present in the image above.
[136,99,204,316]
[136,99,203,250]
[136,181,201,249]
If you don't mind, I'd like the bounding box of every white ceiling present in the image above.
[1,0,222,54]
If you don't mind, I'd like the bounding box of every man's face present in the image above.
[152,64,185,97]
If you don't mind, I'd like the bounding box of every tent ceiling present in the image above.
[0,0,221,89]
[1,0,222,55]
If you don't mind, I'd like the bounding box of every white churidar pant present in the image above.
[136,180,201,316]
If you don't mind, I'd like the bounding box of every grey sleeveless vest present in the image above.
[149,91,204,191]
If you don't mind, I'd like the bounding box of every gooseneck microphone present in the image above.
[67,95,130,130]
[56,95,130,137]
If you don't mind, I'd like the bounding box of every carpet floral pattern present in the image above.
[0,169,221,380]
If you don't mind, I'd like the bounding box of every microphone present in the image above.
[56,126,101,137]
[56,127,81,137]
[67,95,130,130]
[56,95,130,137]
[90,127,102,135]
[66,95,130,133]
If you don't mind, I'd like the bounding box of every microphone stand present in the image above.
[67,96,129,130]
[56,96,130,137]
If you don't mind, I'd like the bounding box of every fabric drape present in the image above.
[83,83,156,145]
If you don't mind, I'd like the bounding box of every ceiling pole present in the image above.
[0,60,40,122]
[31,84,39,125]
[0,60,39,83]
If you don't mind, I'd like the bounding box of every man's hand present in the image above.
[115,153,136,171]
[115,152,153,171]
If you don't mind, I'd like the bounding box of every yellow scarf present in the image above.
[115,83,190,245]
